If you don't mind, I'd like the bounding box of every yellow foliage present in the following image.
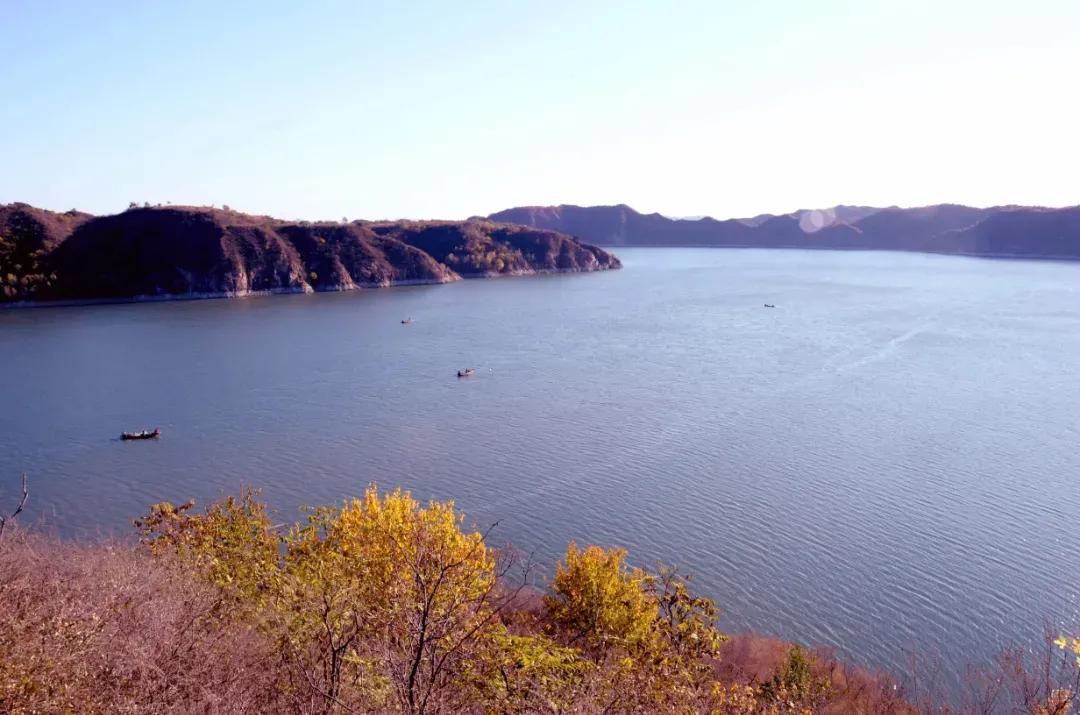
[546,542,657,651]
[285,485,494,622]
[134,489,279,606]
[478,632,593,712]
[1055,635,1080,667]
[136,485,510,712]
[129,488,902,714]
[280,486,501,710]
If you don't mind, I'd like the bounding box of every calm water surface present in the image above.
[3,248,1080,682]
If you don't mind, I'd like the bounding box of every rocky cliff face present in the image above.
[368,220,621,276]
[0,205,621,305]
[490,203,1080,259]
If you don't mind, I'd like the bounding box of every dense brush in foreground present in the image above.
[0,487,1076,714]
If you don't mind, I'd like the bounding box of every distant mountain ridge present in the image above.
[736,205,884,229]
[0,204,620,305]
[488,203,1080,259]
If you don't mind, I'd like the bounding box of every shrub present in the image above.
[134,490,279,609]
[757,645,831,709]
[0,532,285,713]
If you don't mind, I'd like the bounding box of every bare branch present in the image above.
[0,473,29,540]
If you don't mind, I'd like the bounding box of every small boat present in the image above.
[457,368,475,378]
[401,318,413,324]
[764,304,776,308]
[121,428,160,440]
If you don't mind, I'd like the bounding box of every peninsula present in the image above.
[0,204,621,305]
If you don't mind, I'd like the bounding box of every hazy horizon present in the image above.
[6,198,1078,226]
[3,1,1078,220]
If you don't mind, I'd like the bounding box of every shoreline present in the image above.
[0,266,616,310]
[0,278,450,310]
[591,243,1080,263]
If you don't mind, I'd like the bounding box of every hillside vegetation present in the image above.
[0,204,620,305]
[2,486,1076,714]
[0,204,90,300]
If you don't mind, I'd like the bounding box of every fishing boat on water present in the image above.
[457,368,475,378]
[121,428,160,440]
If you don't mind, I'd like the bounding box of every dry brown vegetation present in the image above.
[0,531,286,713]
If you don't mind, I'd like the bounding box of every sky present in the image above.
[2,0,1078,220]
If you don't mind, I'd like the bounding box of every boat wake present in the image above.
[828,323,932,375]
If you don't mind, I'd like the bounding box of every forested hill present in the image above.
[0,204,620,304]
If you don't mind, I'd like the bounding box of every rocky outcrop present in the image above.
[489,203,1080,259]
[0,205,620,305]
[368,220,621,276]
[265,222,455,291]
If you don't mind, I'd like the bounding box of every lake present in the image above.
[2,247,1080,684]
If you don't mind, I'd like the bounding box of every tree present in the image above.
[544,548,733,712]
[279,487,526,713]
[134,489,279,609]
[545,543,656,652]
[137,485,532,714]
[650,564,725,658]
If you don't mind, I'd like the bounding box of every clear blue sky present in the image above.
[3,0,1078,220]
